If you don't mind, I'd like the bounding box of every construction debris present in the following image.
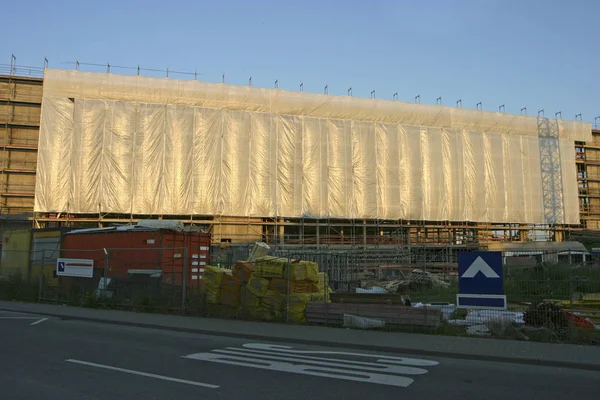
[465,310,524,326]
[524,302,596,330]
[413,302,456,320]
[544,294,600,325]
[406,269,451,288]
[444,302,600,338]
[359,268,451,294]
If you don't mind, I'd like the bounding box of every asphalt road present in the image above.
[0,309,598,400]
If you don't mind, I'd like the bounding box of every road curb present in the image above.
[2,306,599,372]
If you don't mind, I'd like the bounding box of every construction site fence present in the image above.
[1,247,599,344]
[0,248,190,314]
[211,244,476,288]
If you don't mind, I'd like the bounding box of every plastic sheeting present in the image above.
[35,69,591,224]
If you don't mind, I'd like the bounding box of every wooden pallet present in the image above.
[306,302,442,328]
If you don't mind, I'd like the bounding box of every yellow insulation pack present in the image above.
[242,288,262,308]
[253,256,288,278]
[262,290,285,319]
[202,265,231,304]
[288,261,319,282]
[246,274,270,297]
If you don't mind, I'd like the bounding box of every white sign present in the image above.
[57,258,94,278]
[184,343,438,388]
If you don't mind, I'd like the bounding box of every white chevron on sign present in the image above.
[183,343,438,388]
[461,256,500,278]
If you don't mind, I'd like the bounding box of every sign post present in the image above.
[457,251,506,309]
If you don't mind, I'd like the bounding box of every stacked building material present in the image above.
[305,302,443,327]
[201,265,232,304]
[201,257,331,322]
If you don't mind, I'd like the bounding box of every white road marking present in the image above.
[211,348,429,375]
[65,359,219,389]
[241,343,440,366]
[30,318,49,326]
[185,351,414,387]
[183,343,439,388]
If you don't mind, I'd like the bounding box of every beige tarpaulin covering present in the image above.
[35,69,591,224]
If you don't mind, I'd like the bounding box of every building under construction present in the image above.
[0,62,597,247]
[0,63,41,234]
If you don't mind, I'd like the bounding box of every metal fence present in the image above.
[269,246,467,292]
[210,245,251,269]
[0,248,189,314]
[1,247,599,344]
[290,249,600,344]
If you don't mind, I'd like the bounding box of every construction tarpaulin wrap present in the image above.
[35,69,591,224]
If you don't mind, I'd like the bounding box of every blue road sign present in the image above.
[58,261,65,273]
[457,251,506,309]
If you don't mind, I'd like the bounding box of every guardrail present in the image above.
[0,64,44,78]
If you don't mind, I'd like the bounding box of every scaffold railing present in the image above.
[0,64,44,78]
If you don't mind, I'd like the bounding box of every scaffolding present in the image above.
[0,59,43,228]
[0,59,595,246]
[576,129,600,230]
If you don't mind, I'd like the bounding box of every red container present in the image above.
[61,229,211,287]
[161,231,211,289]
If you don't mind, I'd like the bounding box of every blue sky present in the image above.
[4,0,599,124]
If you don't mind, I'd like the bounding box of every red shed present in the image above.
[61,226,210,288]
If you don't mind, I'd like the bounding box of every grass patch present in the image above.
[505,263,600,303]
[407,284,458,304]
[0,276,38,301]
